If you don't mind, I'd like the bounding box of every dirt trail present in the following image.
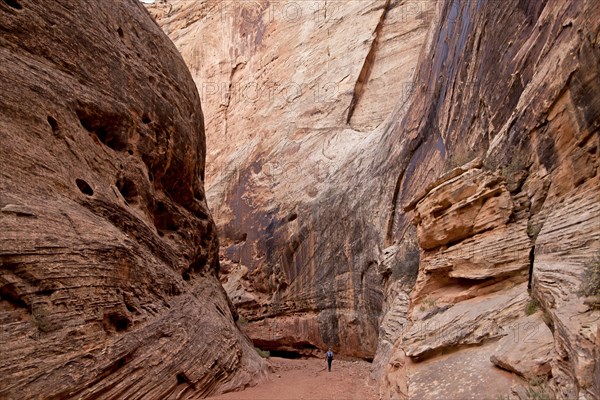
[208,358,378,400]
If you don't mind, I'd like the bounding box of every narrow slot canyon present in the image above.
[1,0,599,399]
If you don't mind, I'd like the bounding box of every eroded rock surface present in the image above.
[0,0,265,398]
[147,0,435,359]
[147,0,599,398]
[379,0,600,398]
[533,184,600,398]
[491,313,554,380]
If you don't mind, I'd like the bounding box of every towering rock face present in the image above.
[377,0,600,398]
[148,0,599,397]
[147,0,435,359]
[0,0,265,398]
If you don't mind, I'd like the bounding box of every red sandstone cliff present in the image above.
[149,0,599,398]
[0,0,265,398]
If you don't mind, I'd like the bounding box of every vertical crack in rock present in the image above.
[385,138,424,246]
[346,0,392,126]
[222,62,245,146]
[528,246,535,290]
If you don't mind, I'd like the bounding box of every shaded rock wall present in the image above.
[377,0,600,398]
[148,0,598,397]
[0,0,265,398]
[147,0,435,359]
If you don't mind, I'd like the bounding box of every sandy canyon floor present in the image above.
[208,358,378,400]
[209,349,525,400]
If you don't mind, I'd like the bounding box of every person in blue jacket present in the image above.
[326,348,334,372]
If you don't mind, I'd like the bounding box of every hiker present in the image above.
[326,348,334,372]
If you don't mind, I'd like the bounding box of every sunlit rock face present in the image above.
[0,0,265,398]
[147,0,435,359]
[150,0,598,398]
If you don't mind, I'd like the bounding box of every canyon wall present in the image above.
[0,0,265,398]
[147,0,435,359]
[148,0,599,398]
[377,0,600,398]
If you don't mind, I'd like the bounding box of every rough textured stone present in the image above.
[411,168,514,251]
[407,341,523,400]
[147,0,435,359]
[371,279,410,378]
[532,184,600,399]
[420,221,531,281]
[377,0,600,397]
[146,0,599,397]
[491,313,554,380]
[404,283,530,358]
[0,0,265,398]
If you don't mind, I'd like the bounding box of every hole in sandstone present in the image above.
[182,270,190,281]
[176,372,195,388]
[116,177,138,204]
[142,114,152,124]
[114,355,128,369]
[103,311,130,333]
[112,316,129,332]
[117,27,124,38]
[0,284,29,310]
[75,179,94,196]
[38,288,55,296]
[189,255,208,273]
[445,237,464,248]
[193,208,209,220]
[77,109,128,151]
[236,233,248,243]
[432,205,451,219]
[127,149,133,155]
[153,201,179,231]
[287,212,298,222]
[166,219,178,231]
[47,116,59,134]
[2,0,22,9]
[269,350,302,359]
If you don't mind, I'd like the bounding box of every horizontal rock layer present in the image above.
[379,0,600,398]
[0,0,265,398]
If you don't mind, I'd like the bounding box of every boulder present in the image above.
[490,313,554,379]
